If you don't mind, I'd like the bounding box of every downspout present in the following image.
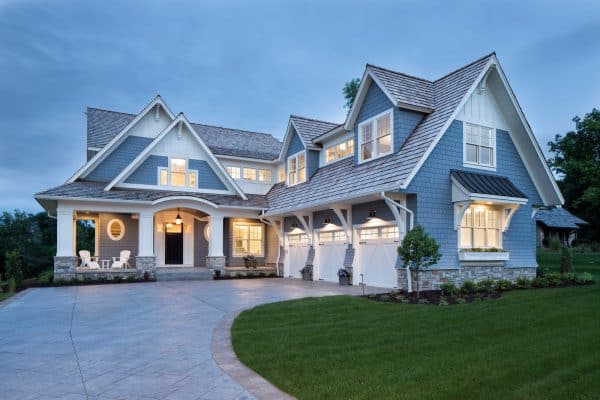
[381,192,414,293]
[260,210,281,276]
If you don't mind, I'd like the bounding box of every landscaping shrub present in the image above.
[69,277,79,285]
[235,272,243,278]
[532,276,550,288]
[460,280,477,295]
[7,277,16,293]
[438,296,449,306]
[5,250,23,289]
[258,272,266,277]
[417,298,429,304]
[495,279,513,291]
[560,245,573,273]
[126,275,136,282]
[575,272,593,284]
[477,279,495,294]
[549,238,561,251]
[54,278,65,286]
[440,282,458,297]
[537,266,550,277]
[143,271,150,281]
[268,272,277,277]
[112,276,123,283]
[515,277,531,289]
[456,297,467,305]
[590,242,600,252]
[83,276,93,285]
[560,272,576,283]
[546,273,562,287]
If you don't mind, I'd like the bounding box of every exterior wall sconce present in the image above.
[368,210,377,220]
[323,217,332,225]
[291,223,298,229]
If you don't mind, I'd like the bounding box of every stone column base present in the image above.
[206,256,226,271]
[136,256,156,279]
[54,256,77,280]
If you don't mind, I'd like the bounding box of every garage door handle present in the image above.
[359,241,366,244]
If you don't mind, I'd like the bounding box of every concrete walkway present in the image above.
[0,279,383,400]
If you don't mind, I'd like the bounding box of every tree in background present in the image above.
[548,109,600,242]
[398,225,441,299]
[343,78,360,109]
[5,250,23,289]
[0,211,56,279]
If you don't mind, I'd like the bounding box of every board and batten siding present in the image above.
[97,213,138,267]
[405,119,542,269]
[86,136,153,182]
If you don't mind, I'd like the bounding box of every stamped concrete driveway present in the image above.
[0,279,380,400]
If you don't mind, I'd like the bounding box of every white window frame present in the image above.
[288,233,310,246]
[458,205,502,249]
[463,123,497,171]
[243,167,257,181]
[156,158,199,188]
[226,166,241,180]
[324,138,355,164]
[258,168,272,183]
[287,150,307,186]
[232,222,264,257]
[357,109,394,164]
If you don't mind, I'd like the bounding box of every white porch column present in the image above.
[138,211,154,257]
[208,213,224,257]
[207,213,225,271]
[56,206,75,257]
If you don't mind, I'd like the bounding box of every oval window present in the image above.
[107,218,125,241]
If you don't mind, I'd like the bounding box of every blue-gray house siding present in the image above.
[286,128,305,158]
[188,159,228,190]
[353,82,424,164]
[404,119,543,269]
[86,136,153,182]
[125,155,168,185]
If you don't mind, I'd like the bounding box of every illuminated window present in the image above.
[288,233,309,245]
[359,226,399,241]
[359,228,379,240]
[460,206,500,248]
[325,139,354,163]
[243,168,257,181]
[359,110,392,162]
[288,152,306,186]
[319,230,345,242]
[188,171,197,188]
[277,165,285,182]
[464,123,495,168]
[233,222,264,256]
[170,159,186,187]
[159,168,168,185]
[227,166,241,179]
[258,169,272,182]
[381,226,399,239]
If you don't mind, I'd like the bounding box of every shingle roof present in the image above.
[535,207,588,229]
[265,54,494,215]
[36,181,267,208]
[450,169,527,199]
[290,115,340,145]
[86,108,282,160]
[367,64,435,110]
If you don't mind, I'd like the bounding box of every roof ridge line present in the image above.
[191,121,277,139]
[434,52,496,83]
[290,114,341,125]
[366,63,433,83]
[87,107,136,116]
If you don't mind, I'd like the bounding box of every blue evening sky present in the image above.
[1,0,599,212]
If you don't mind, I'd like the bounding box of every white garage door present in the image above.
[286,233,310,278]
[317,230,346,282]
[357,226,400,288]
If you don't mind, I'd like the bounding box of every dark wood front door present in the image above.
[165,223,183,265]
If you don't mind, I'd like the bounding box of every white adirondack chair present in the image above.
[79,250,100,269]
[111,250,131,269]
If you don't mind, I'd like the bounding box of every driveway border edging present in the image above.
[212,310,296,400]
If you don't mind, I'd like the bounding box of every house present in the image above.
[36,52,564,290]
[535,207,587,247]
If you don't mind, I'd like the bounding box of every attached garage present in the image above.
[285,233,310,278]
[356,225,400,288]
[316,230,346,282]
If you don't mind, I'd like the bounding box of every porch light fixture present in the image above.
[323,217,332,225]
[175,208,182,225]
[367,210,377,220]
[291,223,298,229]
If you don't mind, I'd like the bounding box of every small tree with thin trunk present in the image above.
[343,78,360,109]
[398,225,441,299]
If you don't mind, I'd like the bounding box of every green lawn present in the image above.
[232,250,600,400]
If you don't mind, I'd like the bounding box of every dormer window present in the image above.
[325,138,354,163]
[158,158,197,188]
[464,123,496,170]
[288,151,306,186]
[358,109,393,163]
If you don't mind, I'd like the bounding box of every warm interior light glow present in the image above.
[175,208,182,225]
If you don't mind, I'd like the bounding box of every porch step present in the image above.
[155,267,213,282]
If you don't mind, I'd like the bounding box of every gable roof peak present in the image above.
[290,114,340,126]
[434,52,497,82]
[366,63,433,83]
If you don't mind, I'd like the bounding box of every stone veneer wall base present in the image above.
[206,256,226,272]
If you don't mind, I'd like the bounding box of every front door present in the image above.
[165,223,184,265]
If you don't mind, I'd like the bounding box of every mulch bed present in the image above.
[366,290,502,305]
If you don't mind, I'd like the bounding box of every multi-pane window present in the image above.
[258,169,272,182]
[288,152,306,186]
[359,226,400,241]
[170,159,186,186]
[359,111,392,162]
[319,230,345,242]
[288,233,309,245]
[325,139,354,163]
[277,166,285,182]
[460,206,500,248]
[381,226,399,239]
[464,123,495,168]
[233,222,264,256]
[159,159,197,187]
[243,168,257,181]
[227,166,241,179]
[359,228,379,240]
